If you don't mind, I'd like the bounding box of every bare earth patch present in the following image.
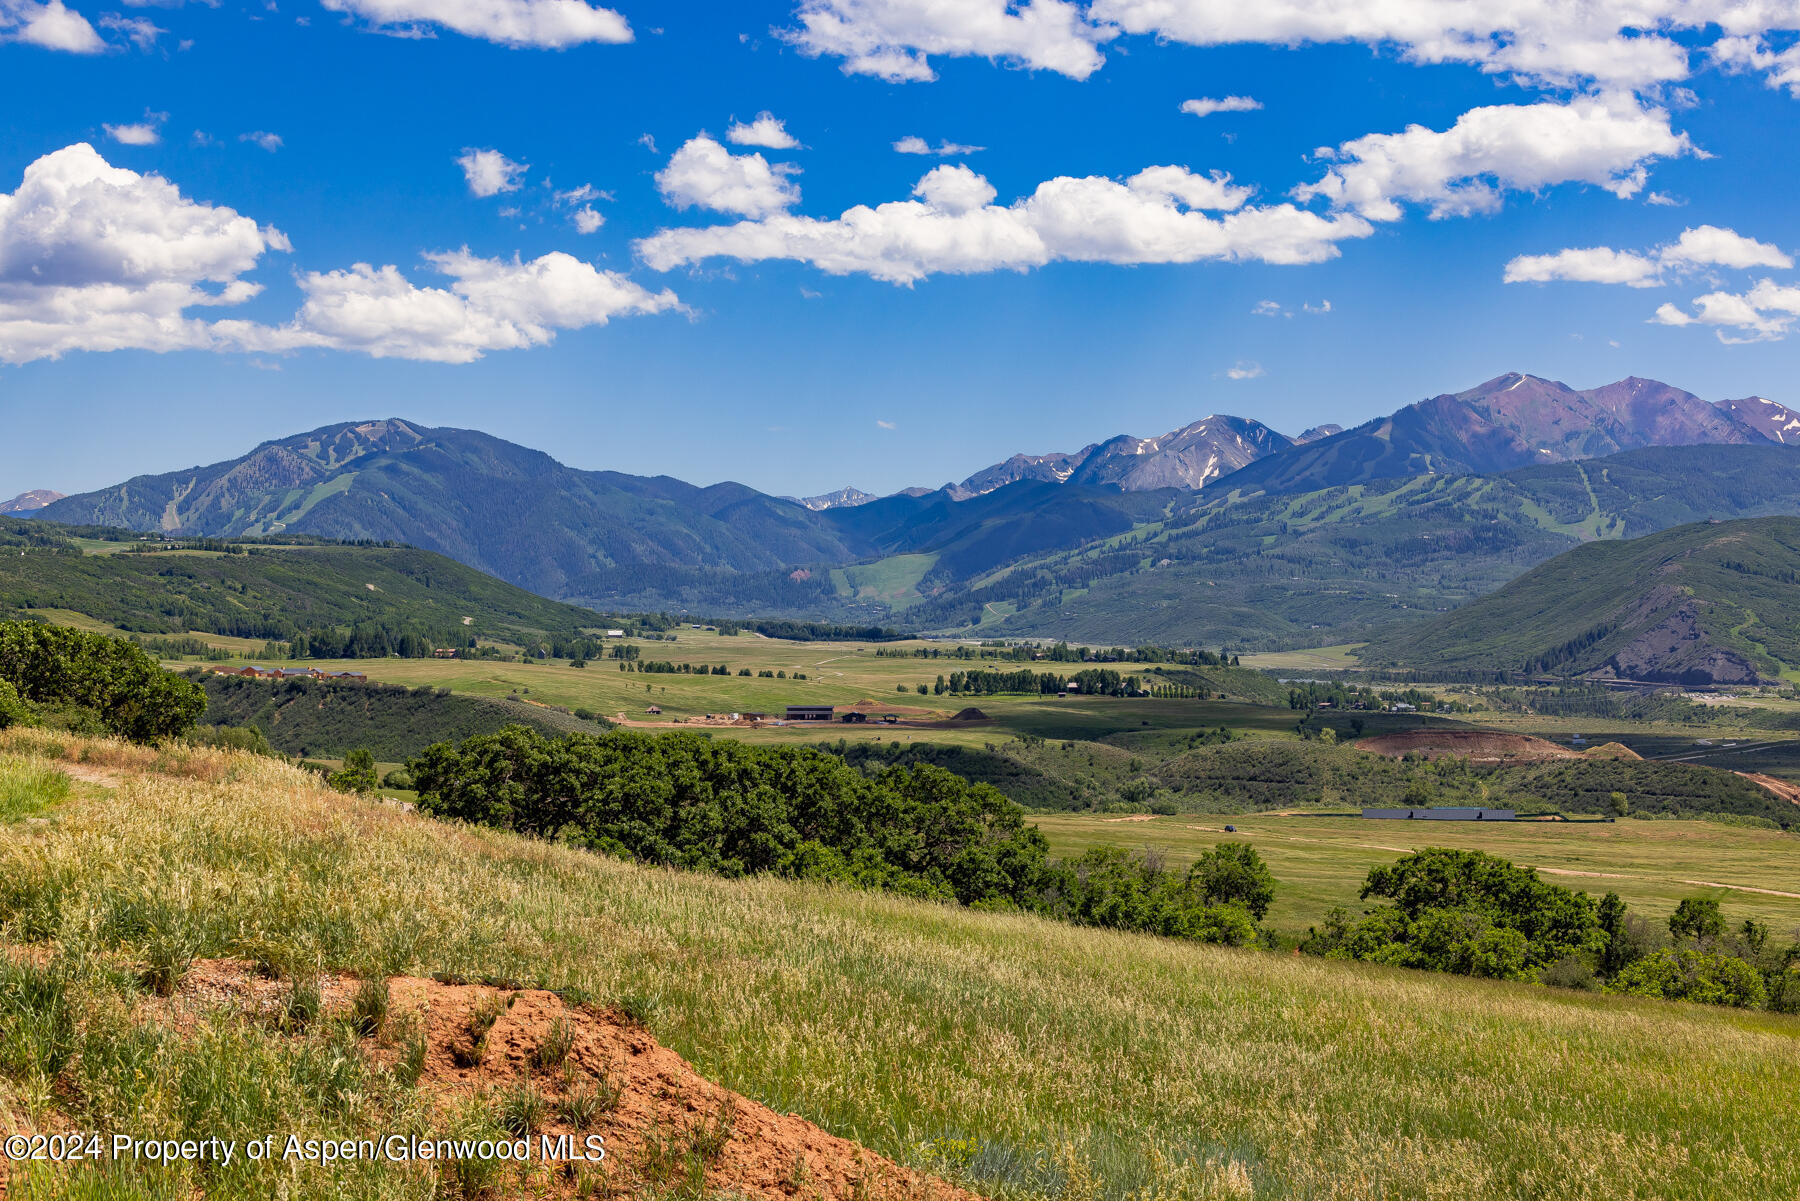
[129,960,981,1201]
[1736,771,1800,807]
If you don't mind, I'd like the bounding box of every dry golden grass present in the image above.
[1,730,1797,1200]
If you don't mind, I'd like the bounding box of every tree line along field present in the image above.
[1031,813,1800,941]
[1,731,1796,1200]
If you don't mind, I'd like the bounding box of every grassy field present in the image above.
[1236,645,1366,672]
[1,731,1797,1200]
[1032,813,1800,941]
[196,628,1394,749]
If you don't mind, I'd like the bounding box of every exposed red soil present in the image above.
[116,959,980,1201]
[1737,771,1800,807]
[1354,729,1585,762]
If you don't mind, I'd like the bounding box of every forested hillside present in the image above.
[198,673,603,760]
[0,518,614,649]
[1364,517,1800,682]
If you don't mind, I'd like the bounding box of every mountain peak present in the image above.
[1717,395,1800,444]
[949,414,1291,499]
[791,486,877,511]
[0,489,64,516]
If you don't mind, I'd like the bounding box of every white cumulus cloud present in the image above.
[1225,360,1264,380]
[1,0,105,51]
[318,0,631,47]
[783,0,1109,82]
[0,143,285,364]
[0,144,678,366]
[1504,225,1790,287]
[457,148,529,197]
[572,205,603,233]
[240,131,284,152]
[1180,96,1261,118]
[726,112,800,150]
[222,249,682,363]
[784,0,1800,94]
[104,114,167,146]
[656,135,800,219]
[1651,279,1800,341]
[1295,97,1691,221]
[637,162,1369,285]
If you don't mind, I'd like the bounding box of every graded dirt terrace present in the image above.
[1352,728,1590,761]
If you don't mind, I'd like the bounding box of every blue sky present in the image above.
[6,0,1800,499]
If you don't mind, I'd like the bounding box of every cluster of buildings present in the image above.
[208,665,368,682]
[782,705,899,724]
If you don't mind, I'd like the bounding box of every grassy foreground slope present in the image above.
[3,731,1797,1199]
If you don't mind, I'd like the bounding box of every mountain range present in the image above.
[791,372,1800,508]
[26,371,1800,656]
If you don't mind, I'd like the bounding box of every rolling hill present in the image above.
[0,516,615,646]
[1362,517,1800,683]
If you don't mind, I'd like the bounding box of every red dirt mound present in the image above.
[133,960,981,1201]
[1353,729,1582,762]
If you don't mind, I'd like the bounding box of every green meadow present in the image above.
[1031,812,1800,940]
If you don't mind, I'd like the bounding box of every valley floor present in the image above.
[2,731,1798,1200]
[1034,813,1800,940]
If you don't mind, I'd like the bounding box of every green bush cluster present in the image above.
[1304,847,1800,1011]
[0,620,205,742]
[408,725,1274,945]
[1304,849,1604,981]
[1049,843,1275,946]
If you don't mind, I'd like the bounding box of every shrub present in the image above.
[186,724,276,756]
[0,678,30,729]
[1606,948,1768,1008]
[0,621,206,741]
[1188,842,1277,920]
[1049,846,1269,945]
[328,747,379,795]
[1302,848,1603,980]
[1669,896,1726,943]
